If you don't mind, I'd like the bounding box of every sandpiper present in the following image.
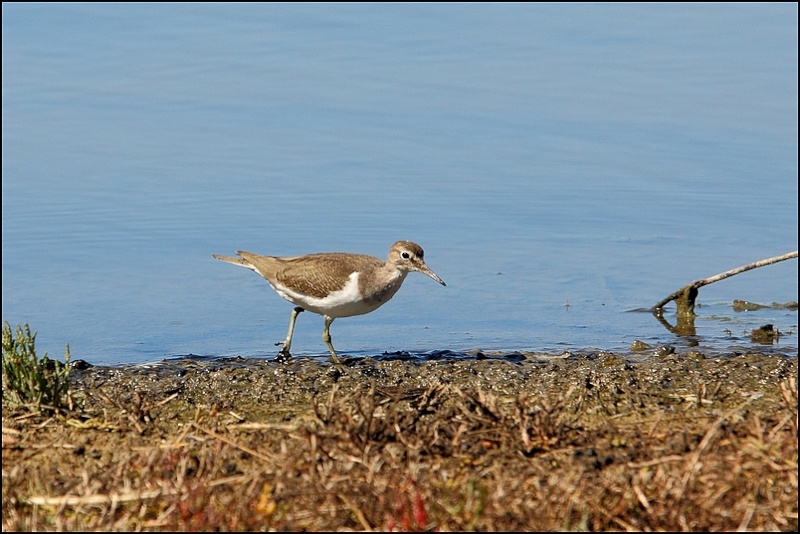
[213,240,446,363]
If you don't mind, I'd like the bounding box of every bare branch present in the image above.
[652,250,798,316]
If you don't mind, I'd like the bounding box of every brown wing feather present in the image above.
[235,251,384,299]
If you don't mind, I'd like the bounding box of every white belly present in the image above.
[270,272,399,318]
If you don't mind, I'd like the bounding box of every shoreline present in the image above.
[3,350,798,530]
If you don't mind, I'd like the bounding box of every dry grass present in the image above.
[2,354,798,531]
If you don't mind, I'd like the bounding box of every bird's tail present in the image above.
[212,253,251,268]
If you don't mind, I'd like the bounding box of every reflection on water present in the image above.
[2,3,797,364]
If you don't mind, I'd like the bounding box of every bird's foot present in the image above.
[275,347,294,364]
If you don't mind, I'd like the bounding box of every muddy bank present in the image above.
[3,350,798,531]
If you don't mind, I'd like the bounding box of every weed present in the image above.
[1,322,73,413]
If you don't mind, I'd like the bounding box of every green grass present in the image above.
[2,322,73,413]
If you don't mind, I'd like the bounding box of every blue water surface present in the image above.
[3,3,797,364]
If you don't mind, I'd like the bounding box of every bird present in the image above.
[213,240,446,363]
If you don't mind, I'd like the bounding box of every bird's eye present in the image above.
[401,251,410,259]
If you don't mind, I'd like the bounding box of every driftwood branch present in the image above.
[652,250,798,320]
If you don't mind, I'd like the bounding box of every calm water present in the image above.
[3,4,798,365]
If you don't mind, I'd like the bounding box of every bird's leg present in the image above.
[277,307,304,357]
[322,316,341,364]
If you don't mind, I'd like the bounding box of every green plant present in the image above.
[2,322,73,413]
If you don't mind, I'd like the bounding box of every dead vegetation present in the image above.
[651,251,798,337]
[2,353,798,531]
